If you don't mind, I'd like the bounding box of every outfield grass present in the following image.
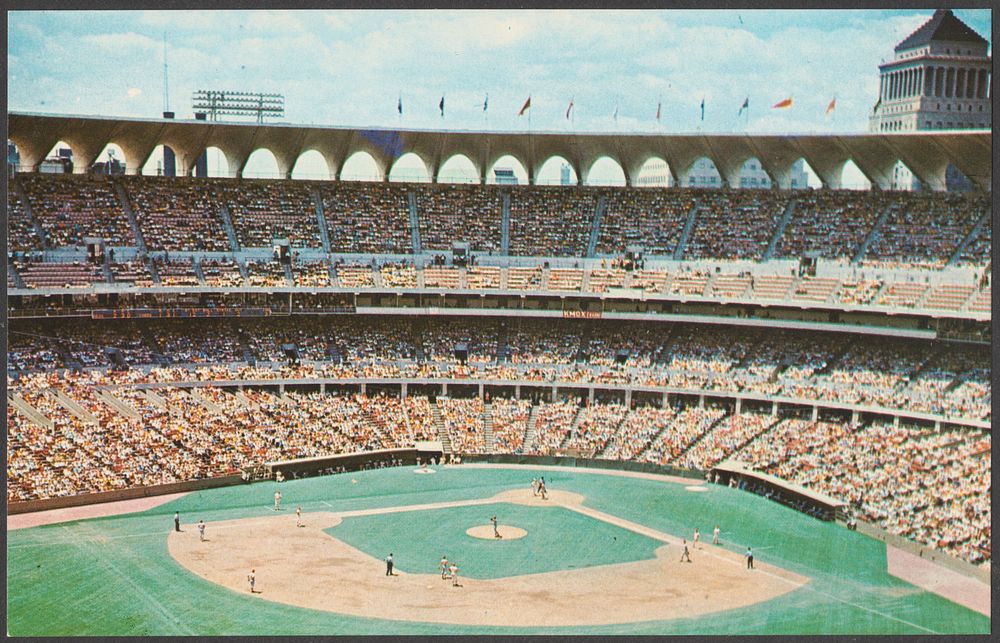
[7,466,990,635]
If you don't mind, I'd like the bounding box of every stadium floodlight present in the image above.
[191,89,285,123]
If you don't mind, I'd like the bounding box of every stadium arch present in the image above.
[634,157,673,187]
[291,150,335,180]
[436,154,480,184]
[535,155,580,186]
[388,152,432,183]
[340,150,383,181]
[242,148,282,179]
[584,156,627,186]
[486,154,529,185]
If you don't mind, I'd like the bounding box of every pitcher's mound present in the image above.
[466,525,527,540]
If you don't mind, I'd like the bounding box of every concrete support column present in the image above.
[515,385,521,399]
[401,382,408,399]
[949,67,957,98]
[279,383,285,394]
[771,401,778,416]
[893,415,900,428]
[550,386,557,402]
[851,410,859,424]
[588,388,595,405]
[735,398,742,414]
[698,395,705,409]
[662,391,669,408]
[811,406,818,422]
[442,383,448,396]
[624,389,632,408]
[321,383,325,394]
[934,420,941,432]
[879,74,886,100]
[361,383,367,395]
[971,70,980,100]
[478,383,484,399]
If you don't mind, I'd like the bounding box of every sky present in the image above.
[7,9,992,182]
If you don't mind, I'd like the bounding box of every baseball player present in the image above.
[274,490,282,511]
[248,569,256,593]
[386,553,395,576]
[746,546,754,570]
[449,563,460,587]
[491,515,502,538]
[440,555,450,579]
[539,478,548,500]
[197,519,206,541]
[174,511,181,532]
[679,540,692,563]
[712,525,720,545]
[531,478,539,496]
[693,528,701,549]
[296,506,302,527]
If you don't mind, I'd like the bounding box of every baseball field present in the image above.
[7,463,990,635]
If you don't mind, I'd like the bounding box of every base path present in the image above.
[887,545,990,617]
[168,488,806,627]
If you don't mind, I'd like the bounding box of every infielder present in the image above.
[248,569,257,593]
[296,506,302,527]
[712,525,720,545]
[274,490,282,511]
[440,555,449,579]
[693,528,700,549]
[197,519,206,542]
[449,563,460,587]
[679,540,692,563]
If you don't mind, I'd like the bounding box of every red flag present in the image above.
[518,96,531,116]
[772,97,793,109]
[656,102,661,121]
[565,99,574,120]
[826,97,836,115]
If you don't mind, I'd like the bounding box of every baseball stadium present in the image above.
[5,8,992,637]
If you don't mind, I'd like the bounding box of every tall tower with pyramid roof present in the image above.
[869,9,991,134]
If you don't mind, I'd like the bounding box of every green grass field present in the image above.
[7,465,990,635]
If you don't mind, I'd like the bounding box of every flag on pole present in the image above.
[566,98,574,120]
[656,101,661,121]
[439,96,445,117]
[826,97,836,115]
[518,96,531,116]
[483,94,488,112]
[737,97,749,116]
[700,97,705,121]
[771,97,793,109]
[613,103,619,122]
[397,96,403,115]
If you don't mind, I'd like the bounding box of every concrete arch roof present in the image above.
[8,111,991,191]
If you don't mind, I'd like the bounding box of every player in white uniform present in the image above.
[274,491,282,511]
[248,569,257,592]
[296,506,302,527]
[197,519,206,541]
[712,525,720,545]
[693,528,700,549]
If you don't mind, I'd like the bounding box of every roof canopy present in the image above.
[8,111,991,191]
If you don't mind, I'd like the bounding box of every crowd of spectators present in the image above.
[321,183,411,253]
[639,406,727,466]
[561,402,629,456]
[439,397,487,453]
[20,174,134,248]
[123,177,230,252]
[491,397,531,453]
[245,259,288,287]
[508,187,598,256]
[683,191,786,260]
[10,175,990,272]
[735,418,990,566]
[678,411,777,470]
[597,189,693,255]
[413,184,503,252]
[7,188,44,252]
[220,180,321,248]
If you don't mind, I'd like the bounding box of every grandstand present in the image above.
[4,113,992,636]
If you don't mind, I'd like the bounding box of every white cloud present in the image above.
[83,31,159,52]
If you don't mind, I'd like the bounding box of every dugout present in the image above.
[712,460,845,521]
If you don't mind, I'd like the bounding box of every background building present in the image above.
[869,9,990,190]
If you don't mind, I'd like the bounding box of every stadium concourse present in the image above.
[4,137,991,634]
